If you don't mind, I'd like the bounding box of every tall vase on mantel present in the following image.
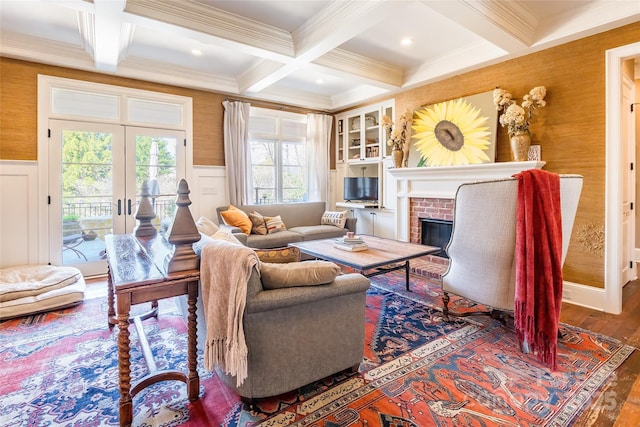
[392,148,403,168]
[509,130,531,162]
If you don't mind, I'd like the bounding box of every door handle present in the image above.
[128,199,132,215]
[117,199,122,216]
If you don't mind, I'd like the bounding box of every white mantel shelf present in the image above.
[388,161,546,200]
[388,161,546,241]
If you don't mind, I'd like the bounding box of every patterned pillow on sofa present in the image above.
[254,247,300,264]
[264,215,286,234]
[321,210,348,228]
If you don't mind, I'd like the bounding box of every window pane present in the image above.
[283,165,305,202]
[250,139,275,165]
[250,139,276,204]
[248,108,308,204]
[252,165,275,204]
[282,141,304,166]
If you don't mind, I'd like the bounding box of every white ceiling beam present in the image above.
[123,0,294,61]
[240,0,396,94]
[292,0,393,62]
[92,0,128,72]
[422,0,537,53]
[313,48,403,89]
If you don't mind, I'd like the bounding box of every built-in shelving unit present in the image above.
[335,99,396,238]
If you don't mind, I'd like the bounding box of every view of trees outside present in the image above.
[249,139,305,204]
[61,131,176,224]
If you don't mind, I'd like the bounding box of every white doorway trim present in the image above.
[605,42,640,314]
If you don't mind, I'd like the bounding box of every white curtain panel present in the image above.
[306,113,333,202]
[223,101,251,206]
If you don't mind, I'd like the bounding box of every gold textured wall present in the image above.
[335,22,639,288]
[0,58,226,166]
[1,22,639,287]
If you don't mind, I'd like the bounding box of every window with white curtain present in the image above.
[248,108,307,204]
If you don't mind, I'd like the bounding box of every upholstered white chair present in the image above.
[441,174,583,321]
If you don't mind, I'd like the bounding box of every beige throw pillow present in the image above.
[248,211,268,235]
[264,215,286,234]
[211,230,243,246]
[260,261,340,289]
[195,216,219,236]
[321,210,348,228]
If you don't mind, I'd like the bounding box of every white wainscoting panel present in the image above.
[190,166,227,223]
[0,161,39,267]
[562,281,606,311]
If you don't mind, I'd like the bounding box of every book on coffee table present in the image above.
[333,241,368,252]
[336,236,365,244]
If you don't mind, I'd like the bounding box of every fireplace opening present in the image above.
[420,218,453,258]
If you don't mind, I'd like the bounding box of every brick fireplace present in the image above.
[388,161,545,279]
[409,197,454,278]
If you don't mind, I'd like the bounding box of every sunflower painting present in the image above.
[411,91,497,167]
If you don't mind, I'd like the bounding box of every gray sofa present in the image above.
[216,202,356,249]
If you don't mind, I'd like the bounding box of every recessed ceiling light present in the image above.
[400,37,414,47]
[191,48,202,56]
[316,78,324,84]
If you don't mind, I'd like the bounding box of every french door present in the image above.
[49,120,185,276]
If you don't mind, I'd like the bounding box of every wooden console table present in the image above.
[105,233,200,427]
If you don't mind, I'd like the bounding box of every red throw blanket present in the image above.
[513,169,563,371]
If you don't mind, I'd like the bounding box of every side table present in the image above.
[105,233,200,427]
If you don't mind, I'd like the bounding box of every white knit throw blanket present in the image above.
[200,239,259,386]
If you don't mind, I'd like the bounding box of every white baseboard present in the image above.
[562,280,606,312]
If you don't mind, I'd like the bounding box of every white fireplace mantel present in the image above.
[388,161,546,241]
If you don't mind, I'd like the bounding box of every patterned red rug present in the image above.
[0,273,634,426]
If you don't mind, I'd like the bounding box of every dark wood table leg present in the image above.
[107,265,115,329]
[186,281,200,400]
[405,260,411,291]
[151,300,159,318]
[117,294,133,427]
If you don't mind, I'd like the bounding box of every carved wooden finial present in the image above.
[164,179,201,272]
[134,180,157,237]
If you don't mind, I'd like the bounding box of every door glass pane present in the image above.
[61,131,112,265]
[135,135,178,231]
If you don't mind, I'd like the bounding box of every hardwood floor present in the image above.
[561,278,640,426]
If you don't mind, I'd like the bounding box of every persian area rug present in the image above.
[0,273,635,427]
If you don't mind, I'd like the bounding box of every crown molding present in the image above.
[250,86,334,112]
[117,57,239,94]
[0,31,239,95]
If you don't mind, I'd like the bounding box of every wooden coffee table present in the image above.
[290,236,439,291]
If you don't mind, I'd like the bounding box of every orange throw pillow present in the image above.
[220,205,252,235]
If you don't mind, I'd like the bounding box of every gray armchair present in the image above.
[441,175,583,319]
[178,244,370,399]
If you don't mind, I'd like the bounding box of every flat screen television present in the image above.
[343,177,378,202]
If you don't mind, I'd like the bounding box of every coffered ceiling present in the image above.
[1,0,638,111]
